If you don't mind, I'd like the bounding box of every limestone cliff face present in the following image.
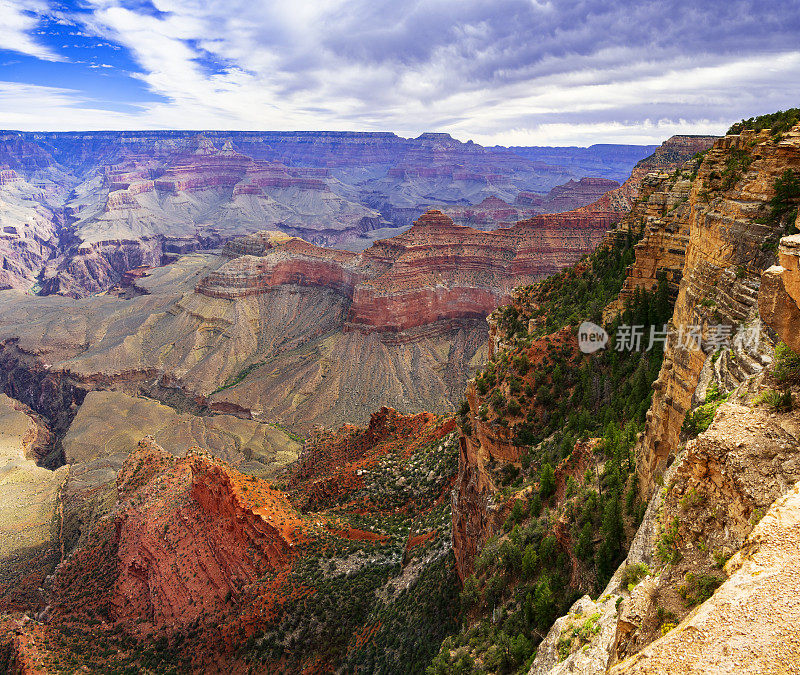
[447,137,718,582]
[637,127,800,496]
[760,232,800,353]
[572,135,717,226]
[446,124,800,671]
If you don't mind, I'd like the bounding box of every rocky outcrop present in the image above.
[611,480,800,674]
[613,397,800,662]
[636,126,800,497]
[198,209,612,333]
[443,177,621,230]
[539,177,621,214]
[760,232,800,353]
[13,400,460,672]
[529,594,620,675]
[106,438,305,628]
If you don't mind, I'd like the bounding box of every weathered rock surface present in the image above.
[198,209,613,333]
[611,480,800,674]
[529,594,621,675]
[63,390,300,490]
[637,126,800,496]
[0,247,488,432]
[760,232,800,353]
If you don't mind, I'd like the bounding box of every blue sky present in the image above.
[1,0,799,145]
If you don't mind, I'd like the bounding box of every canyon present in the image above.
[0,131,659,297]
[6,115,800,674]
[440,118,800,674]
[0,134,707,437]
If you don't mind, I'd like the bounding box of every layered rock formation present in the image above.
[496,143,659,183]
[105,438,306,628]
[443,177,621,230]
[438,122,800,674]
[636,127,800,496]
[0,131,657,297]
[198,209,613,333]
[1,403,462,672]
[0,243,486,431]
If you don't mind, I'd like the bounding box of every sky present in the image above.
[0,0,799,146]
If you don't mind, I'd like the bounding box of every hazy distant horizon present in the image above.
[0,127,668,150]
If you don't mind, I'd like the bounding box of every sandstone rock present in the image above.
[529,593,620,675]
[637,126,800,496]
[611,480,800,674]
[198,209,613,333]
[759,233,800,353]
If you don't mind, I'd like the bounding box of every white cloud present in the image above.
[4,0,800,143]
[0,0,64,61]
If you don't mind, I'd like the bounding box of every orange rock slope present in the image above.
[8,407,460,672]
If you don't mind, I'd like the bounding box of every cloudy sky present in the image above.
[1,0,799,145]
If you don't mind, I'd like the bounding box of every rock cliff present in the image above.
[636,126,800,497]
[198,209,613,334]
[438,122,800,674]
[0,130,652,297]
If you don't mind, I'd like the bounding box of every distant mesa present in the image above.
[0,130,671,297]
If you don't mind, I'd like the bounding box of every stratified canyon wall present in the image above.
[197,209,613,333]
[440,121,800,674]
[0,131,673,297]
[636,128,800,495]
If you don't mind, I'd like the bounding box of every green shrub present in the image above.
[678,572,723,606]
[620,562,650,589]
[680,488,704,510]
[656,517,681,565]
[773,342,800,384]
[539,463,556,499]
[727,108,800,136]
[756,389,792,412]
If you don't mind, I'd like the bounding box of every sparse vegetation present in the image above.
[727,108,800,138]
[621,562,650,591]
[678,572,723,606]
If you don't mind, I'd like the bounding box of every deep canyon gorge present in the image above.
[2,111,800,675]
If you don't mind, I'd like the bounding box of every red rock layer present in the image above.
[287,406,454,512]
[108,438,306,628]
[197,209,612,333]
